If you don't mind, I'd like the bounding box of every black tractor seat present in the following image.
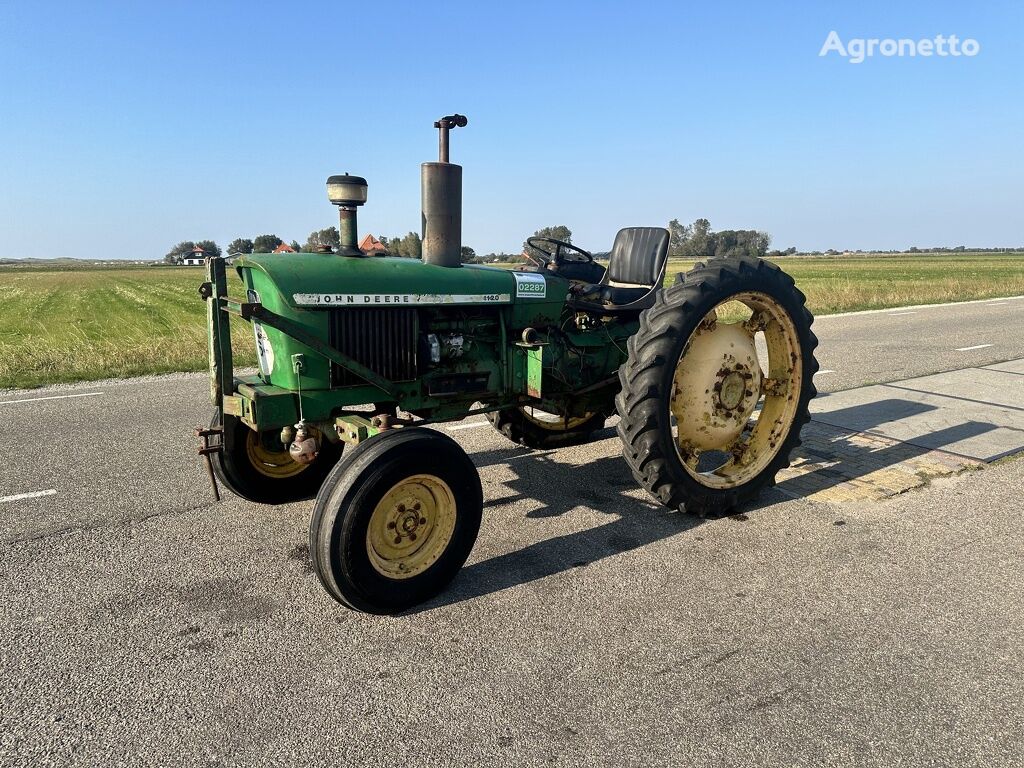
[568,227,670,314]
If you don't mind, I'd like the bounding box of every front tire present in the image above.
[211,412,343,505]
[616,257,817,516]
[309,429,483,614]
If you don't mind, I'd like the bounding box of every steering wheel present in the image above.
[525,237,593,268]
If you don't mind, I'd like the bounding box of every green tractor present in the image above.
[198,114,818,614]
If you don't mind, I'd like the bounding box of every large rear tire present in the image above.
[487,406,606,449]
[211,411,343,505]
[309,429,483,614]
[616,257,817,516]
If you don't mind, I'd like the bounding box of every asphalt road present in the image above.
[810,295,1024,392]
[2,296,1022,767]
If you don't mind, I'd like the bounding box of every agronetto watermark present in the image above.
[819,31,980,64]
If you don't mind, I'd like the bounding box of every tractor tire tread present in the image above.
[615,256,818,517]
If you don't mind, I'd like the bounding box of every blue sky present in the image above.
[1,1,1021,259]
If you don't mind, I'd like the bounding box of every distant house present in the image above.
[181,246,206,266]
[359,234,387,255]
[273,242,296,254]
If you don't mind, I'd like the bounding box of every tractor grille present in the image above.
[327,308,418,388]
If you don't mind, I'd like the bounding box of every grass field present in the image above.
[664,253,1024,315]
[1,253,1022,389]
[0,267,255,390]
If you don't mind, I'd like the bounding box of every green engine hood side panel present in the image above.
[231,254,570,397]
[236,254,530,309]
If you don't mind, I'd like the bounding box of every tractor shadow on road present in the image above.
[415,399,997,611]
[777,397,995,499]
[415,450,716,611]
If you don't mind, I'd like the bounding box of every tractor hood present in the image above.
[236,253,554,309]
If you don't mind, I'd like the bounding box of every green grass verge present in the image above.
[2,253,1022,389]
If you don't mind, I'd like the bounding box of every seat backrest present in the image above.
[605,227,670,286]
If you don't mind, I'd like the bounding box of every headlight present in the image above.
[254,323,275,378]
[247,289,275,377]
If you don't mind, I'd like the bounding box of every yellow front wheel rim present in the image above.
[244,430,309,479]
[366,474,457,580]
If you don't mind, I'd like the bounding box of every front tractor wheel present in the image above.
[211,412,343,505]
[616,256,818,516]
[487,406,606,448]
[309,429,483,614]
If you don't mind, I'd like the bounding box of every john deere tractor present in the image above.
[198,114,818,614]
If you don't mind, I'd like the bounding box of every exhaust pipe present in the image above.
[421,114,467,268]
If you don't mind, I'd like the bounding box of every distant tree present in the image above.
[712,230,770,259]
[382,232,424,258]
[253,234,283,253]
[303,227,340,252]
[460,246,477,263]
[681,218,712,258]
[667,218,691,257]
[164,240,195,264]
[524,225,572,258]
[669,218,771,260]
[227,238,254,256]
[402,231,422,259]
[194,239,221,259]
[691,218,711,239]
[289,240,301,253]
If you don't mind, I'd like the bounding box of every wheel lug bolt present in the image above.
[393,536,402,545]
[387,521,396,530]
[398,504,406,513]
[408,532,417,541]
[413,502,421,510]
[419,517,427,525]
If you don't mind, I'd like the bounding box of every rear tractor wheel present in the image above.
[309,429,483,614]
[616,256,818,516]
[211,412,343,505]
[487,406,606,448]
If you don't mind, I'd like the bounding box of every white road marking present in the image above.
[888,311,917,316]
[445,421,491,431]
[815,369,836,375]
[0,392,104,406]
[986,301,1008,306]
[0,489,57,504]
[505,450,556,461]
[955,344,993,352]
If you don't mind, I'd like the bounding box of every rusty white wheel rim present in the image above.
[670,291,803,489]
[519,406,594,432]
